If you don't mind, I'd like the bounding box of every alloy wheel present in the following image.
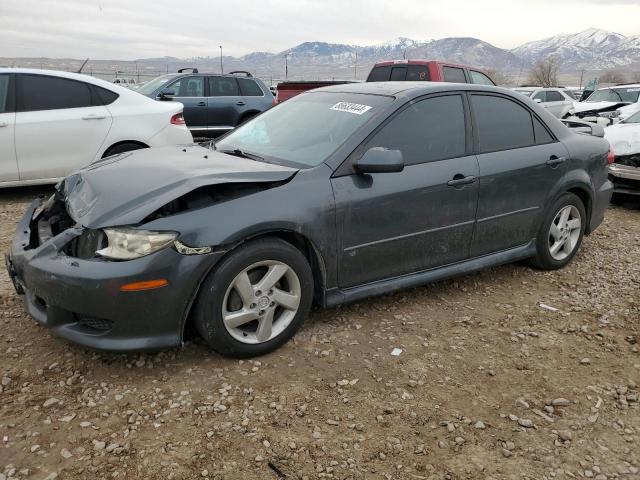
[548,205,581,261]
[221,260,301,344]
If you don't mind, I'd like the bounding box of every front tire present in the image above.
[194,238,313,358]
[531,192,586,270]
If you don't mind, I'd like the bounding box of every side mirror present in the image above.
[355,147,404,174]
[159,88,175,100]
[534,98,542,103]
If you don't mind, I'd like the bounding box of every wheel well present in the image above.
[102,140,148,158]
[567,186,592,233]
[238,111,260,124]
[180,231,327,342]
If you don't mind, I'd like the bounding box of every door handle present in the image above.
[81,114,106,120]
[236,101,246,106]
[546,155,566,167]
[197,101,206,106]
[0,121,8,127]
[447,174,476,187]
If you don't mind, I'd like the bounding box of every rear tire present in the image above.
[194,238,313,358]
[102,142,146,158]
[530,192,586,270]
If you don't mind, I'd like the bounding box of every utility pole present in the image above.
[219,45,223,73]
[354,49,358,79]
[579,69,585,89]
[284,52,291,80]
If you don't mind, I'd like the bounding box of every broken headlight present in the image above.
[96,228,178,260]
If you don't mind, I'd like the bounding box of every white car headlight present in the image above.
[96,228,178,260]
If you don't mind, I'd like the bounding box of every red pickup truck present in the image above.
[366,60,496,85]
[275,80,357,103]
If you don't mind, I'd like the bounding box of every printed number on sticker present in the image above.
[330,102,372,115]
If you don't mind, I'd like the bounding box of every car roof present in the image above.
[372,59,484,70]
[0,67,134,95]
[314,81,509,98]
[597,83,640,90]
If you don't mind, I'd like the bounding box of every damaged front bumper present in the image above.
[608,163,640,195]
[6,198,225,352]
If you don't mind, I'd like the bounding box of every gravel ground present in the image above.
[0,187,639,480]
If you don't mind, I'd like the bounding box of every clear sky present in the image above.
[1,0,639,59]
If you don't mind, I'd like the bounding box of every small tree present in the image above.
[600,70,627,84]
[528,57,559,87]
[485,68,510,86]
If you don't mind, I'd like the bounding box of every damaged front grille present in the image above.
[616,154,640,169]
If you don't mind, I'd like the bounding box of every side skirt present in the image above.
[324,240,536,308]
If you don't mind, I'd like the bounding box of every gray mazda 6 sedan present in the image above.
[6,82,613,357]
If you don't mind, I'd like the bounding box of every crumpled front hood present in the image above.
[572,101,629,114]
[605,122,640,156]
[60,145,298,229]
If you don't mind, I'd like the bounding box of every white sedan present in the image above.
[0,68,193,188]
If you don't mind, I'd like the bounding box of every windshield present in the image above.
[216,92,392,167]
[623,110,640,123]
[514,89,534,97]
[586,87,640,103]
[136,74,177,96]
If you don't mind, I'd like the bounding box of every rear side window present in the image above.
[407,65,430,81]
[471,95,535,152]
[390,67,407,81]
[443,66,466,83]
[169,76,205,97]
[469,71,495,85]
[209,77,240,96]
[0,75,9,113]
[237,78,264,96]
[19,74,93,111]
[366,95,466,165]
[546,91,564,102]
[367,66,391,82]
[533,117,554,144]
[92,85,119,105]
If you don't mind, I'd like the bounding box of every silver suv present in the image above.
[512,87,575,118]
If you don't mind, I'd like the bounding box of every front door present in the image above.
[14,74,112,181]
[0,73,18,183]
[469,93,568,256]
[332,94,479,288]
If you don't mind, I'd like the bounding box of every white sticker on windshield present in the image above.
[330,102,372,115]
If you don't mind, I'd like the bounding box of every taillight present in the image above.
[171,112,185,125]
[607,150,615,164]
[272,97,277,106]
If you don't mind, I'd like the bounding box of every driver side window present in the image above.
[168,76,204,97]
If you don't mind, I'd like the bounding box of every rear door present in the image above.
[165,75,207,131]
[469,93,568,256]
[0,73,18,183]
[332,94,479,287]
[207,76,244,130]
[15,74,112,181]
[442,66,467,83]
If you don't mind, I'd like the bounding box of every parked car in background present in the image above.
[7,82,612,358]
[569,84,640,125]
[0,68,192,188]
[605,109,640,195]
[275,80,357,103]
[366,60,496,85]
[112,77,137,89]
[137,69,274,137]
[512,87,575,118]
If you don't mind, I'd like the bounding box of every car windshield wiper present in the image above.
[219,148,264,162]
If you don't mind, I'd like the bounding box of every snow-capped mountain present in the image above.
[512,28,640,69]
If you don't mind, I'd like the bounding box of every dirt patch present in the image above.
[0,187,639,480]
